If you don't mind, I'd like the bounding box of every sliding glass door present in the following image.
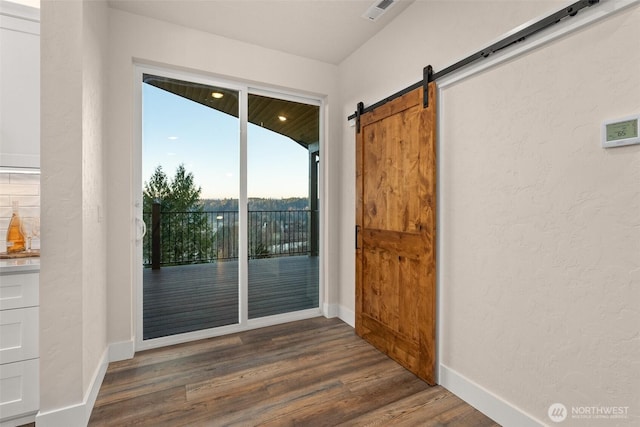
[137,69,321,346]
[141,74,240,340]
[247,93,320,319]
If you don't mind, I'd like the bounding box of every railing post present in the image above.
[310,210,319,257]
[152,202,161,270]
[309,149,319,257]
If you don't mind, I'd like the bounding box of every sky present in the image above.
[142,83,310,200]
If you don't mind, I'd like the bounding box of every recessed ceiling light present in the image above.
[168,136,178,140]
[278,115,287,122]
[211,92,224,99]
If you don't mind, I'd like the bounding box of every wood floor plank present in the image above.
[89,317,500,427]
[334,387,450,427]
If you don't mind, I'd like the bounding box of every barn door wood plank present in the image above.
[356,83,436,384]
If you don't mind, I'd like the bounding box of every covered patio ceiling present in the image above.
[143,74,319,149]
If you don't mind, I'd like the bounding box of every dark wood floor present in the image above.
[89,317,499,427]
[144,256,319,339]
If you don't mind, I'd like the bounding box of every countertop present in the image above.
[0,257,40,274]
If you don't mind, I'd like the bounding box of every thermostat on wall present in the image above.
[602,114,640,148]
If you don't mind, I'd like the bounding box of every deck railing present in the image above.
[143,207,315,268]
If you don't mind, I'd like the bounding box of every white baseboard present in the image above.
[36,341,133,427]
[439,364,543,427]
[35,348,108,427]
[338,305,355,327]
[109,339,135,362]
[324,303,355,327]
[35,402,85,427]
[323,302,338,318]
[84,348,109,424]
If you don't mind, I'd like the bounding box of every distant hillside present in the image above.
[201,197,310,212]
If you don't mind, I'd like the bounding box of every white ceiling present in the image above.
[108,0,415,65]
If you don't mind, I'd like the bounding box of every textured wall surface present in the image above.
[40,0,84,411]
[440,6,640,425]
[40,0,109,415]
[339,0,639,425]
[81,0,108,396]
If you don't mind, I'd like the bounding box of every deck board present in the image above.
[143,256,319,340]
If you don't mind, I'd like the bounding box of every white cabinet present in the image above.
[0,359,39,424]
[0,2,40,168]
[0,270,39,427]
[0,270,38,310]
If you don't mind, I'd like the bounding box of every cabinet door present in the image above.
[0,272,39,310]
[0,306,39,364]
[0,359,39,420]
[0,14,40,168]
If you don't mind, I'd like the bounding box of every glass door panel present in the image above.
[142,74,239,340]
[247,93,320,319]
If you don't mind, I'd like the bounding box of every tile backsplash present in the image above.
[0,171,40,252]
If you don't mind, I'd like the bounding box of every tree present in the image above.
[143,164,201,213]
[143,164,212,265]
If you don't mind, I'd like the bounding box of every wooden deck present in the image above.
[143,256,319,340]
[89,317,500,426]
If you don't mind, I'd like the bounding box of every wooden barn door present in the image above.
[355,84,437,384]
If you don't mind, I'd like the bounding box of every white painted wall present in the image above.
[40,0,84,412]
[339,1,640,426]
[39,0,109,422]
[81,0,109,399]
[441,7,640,425]
[106,8,341,345]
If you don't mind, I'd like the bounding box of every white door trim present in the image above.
[132,63,326,352]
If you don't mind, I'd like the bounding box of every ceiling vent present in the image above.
[362,0,396,22]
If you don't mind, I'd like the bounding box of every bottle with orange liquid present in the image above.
[6,201,26,253]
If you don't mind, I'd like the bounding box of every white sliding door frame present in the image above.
[245,86,324,329]
[133,64,324,351]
